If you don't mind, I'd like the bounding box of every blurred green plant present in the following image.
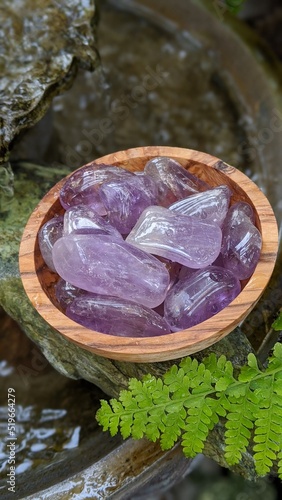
[272,311,282,331]
[225,0,246,15]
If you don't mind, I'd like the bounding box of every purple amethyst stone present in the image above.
[60,163,134,212]
[52,234,170,308]
[144,156,209,206]
[66,294,171,337]
[164,266,241,331]
[63,204,122,239]
[38,216,64,272]
[126,206,222,268]
[221,203,262,279]
[99,175,158,234]
[169,185,231,227]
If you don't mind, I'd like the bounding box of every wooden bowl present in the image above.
[19,147,278,362]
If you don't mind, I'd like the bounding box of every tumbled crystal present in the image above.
[164,266,241,331]
[63,204,122,239]
[66,294,171,337]
[52,234,170,308]
[225,201,255,225]
[221,203,262,280]
[55,279,86,310]
[169,185,231,226]
[59,163,134,212]
[126,206,222,268]
[144,156,209,206]
[99,175,158,234]
[38,216,64,272]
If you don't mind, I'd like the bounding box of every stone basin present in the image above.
[1,0,282,498]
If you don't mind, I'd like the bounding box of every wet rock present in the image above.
[0,0,98,163]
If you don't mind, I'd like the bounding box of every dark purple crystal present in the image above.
[221,203,261,279]
[60,163,134,211]
[99,175,158,234]
[66,294,171,337]
[55,279,86,310]
[164,266,241,331]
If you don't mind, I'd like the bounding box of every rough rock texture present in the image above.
[0,0,98,163]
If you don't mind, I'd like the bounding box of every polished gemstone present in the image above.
[66,294,171,337]
[225,201,255,225]
[164,266,241,331]
[63,204,122,239]
[52,234,170,308]
[99,175,158,234]
[38,216,64,272]
[144,156,208,206]
[55,279,86,310]
[60,163,134,212]
[169,185,231,226]
[126,206,222,268]
[221,203,261,280]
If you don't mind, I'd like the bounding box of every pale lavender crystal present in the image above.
[38,216,64,272]
[144,156,209,207]
[55,279,86,310]
[221,203,262,280]
[52,234,170,308]
[59,163,134,212]
[126,206,222,268]
[164,266,241,331]
[66,294,171,337]
[169,185,232,227]
[225,201,255,225]
[99,175,158,234]
[63,204,122,240]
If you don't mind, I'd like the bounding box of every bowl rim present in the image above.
[19,146,279,362]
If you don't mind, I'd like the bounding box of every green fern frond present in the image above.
[272,311,282,332]
[96,342,282,480]
[224,388,255,465]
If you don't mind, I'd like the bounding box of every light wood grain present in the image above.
[19,147,279,362]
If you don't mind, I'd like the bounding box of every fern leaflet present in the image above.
[96,342,282,479]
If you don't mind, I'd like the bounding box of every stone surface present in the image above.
[169,185,232,226]
[52,234,170,308]
[0,0,98,163]
[144,156,209,206]
[221,203,262,280]
[66,294,171,336]
[126,206,222,268]
[164,266,241,331]
[99,174,158,234]
[38,216,64,271]
[225,201,255,225]
[55,279,87,310]
[60,163,134,213]
[63,204,122,239]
